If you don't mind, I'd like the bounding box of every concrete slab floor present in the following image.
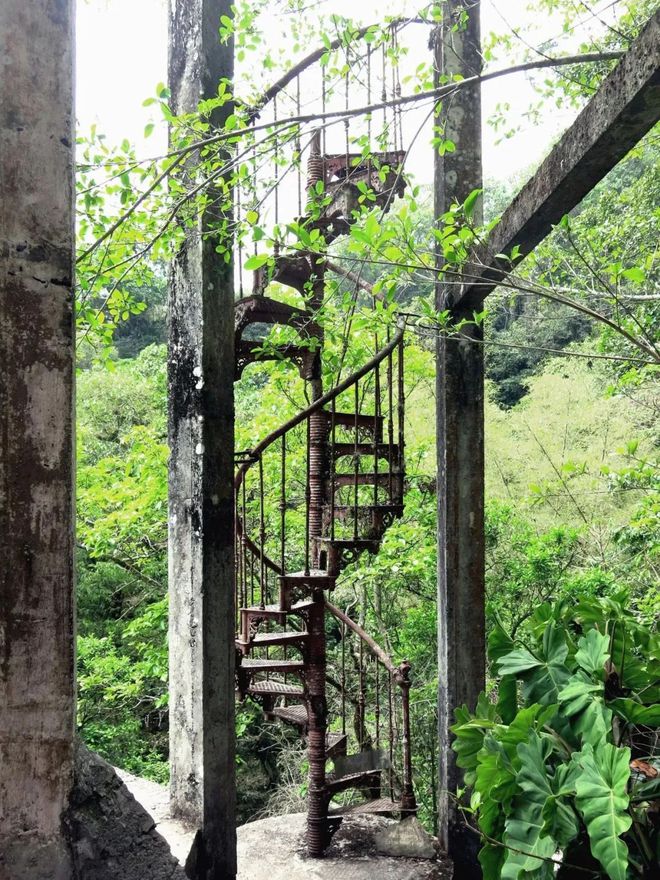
[117,769,452,879]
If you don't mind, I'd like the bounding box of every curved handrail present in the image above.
[325,598,417,813]
[235,317,405,492]
[325,599,397,676]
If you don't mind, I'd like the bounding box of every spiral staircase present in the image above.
[233,138,416,857]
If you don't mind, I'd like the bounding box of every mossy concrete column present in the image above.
[433,2,485,875]
[168,2,236,878]
[0,1,76,877]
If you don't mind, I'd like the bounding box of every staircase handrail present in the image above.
[324,599,397,676]
[325,599,416,812]
[235,317,405,493]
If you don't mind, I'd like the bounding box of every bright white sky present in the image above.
[76,0,608,184]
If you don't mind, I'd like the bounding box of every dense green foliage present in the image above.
[452,596,659,878]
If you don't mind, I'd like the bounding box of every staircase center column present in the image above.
[305,131,331,565]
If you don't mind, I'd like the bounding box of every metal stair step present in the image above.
[272,254,313,292]
[325,768,381,796]
[331,442,400,462]
[236,630,308,653]
[279,570,336,588]
[240,658,305,674]
[247,680,305,698]
[333,472,402,489]
[270,704,308,727]
[330,798,400,817]
[328,503,403,524]
[323,411,383,438]
[240,600,316,620]
[326,732,349,760]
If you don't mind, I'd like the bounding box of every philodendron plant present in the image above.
[451,594,659,879]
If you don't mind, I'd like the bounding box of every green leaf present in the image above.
[574,742,632,880]
[575,629,609,676]
[451,700,498,786]
[610,698,660,727]
[630,776,660,803]
[621,266,645,283]
[244,253,269,271]
[463,188,482,220]
[498,623,571,708]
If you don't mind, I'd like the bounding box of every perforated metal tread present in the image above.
[331,442,400,460]
[279,569,336,587]
[330,798,400,816]
[248,680,305,697]
[333,472,401,488]
[241,658,305,673]
[241,600,316,615]
[323,411,384,434]
[238,631,308,649]
[270,704,308,727]
[326,768,381,795]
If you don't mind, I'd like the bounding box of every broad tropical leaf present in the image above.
[574,743,632,880]
[610,697,660,727]
[575,629,609,676]
[497,623,571,708]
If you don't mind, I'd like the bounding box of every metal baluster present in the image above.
[280,435,286,574]
[375,660,381,750]
[388,673,394,801]
[234,484,240,629]
[341,619,346,736]
[374,338,380,510]
[273,94,279,228]
[237,182,244,298]
[250,543,255,608]
[397,336,405,501]
[358,637,365,750]
[242,478,249,611]
[354,382,360,541]
[259,455,266,609]
[387,329,394,501]
[296,76,302,217]
[330,399,336,541]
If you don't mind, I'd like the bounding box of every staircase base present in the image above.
[236,813,450,878]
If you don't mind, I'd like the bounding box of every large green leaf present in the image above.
[541,763,580,849]
[451,699,499,786]
[558,674,612,748]
[489,624,518,722]
[610,697,660,727]
[574,743,632,880]
[500,732,557,880]
[497,623,571,708]
[478,796,506,880]
[575,629,609,676]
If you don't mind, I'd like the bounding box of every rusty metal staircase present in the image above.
[233,138,415,857]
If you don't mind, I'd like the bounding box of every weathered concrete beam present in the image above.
[433,3,485,875]
[168,2,237,878]
[0,1,76,877]
[450,9,660,315]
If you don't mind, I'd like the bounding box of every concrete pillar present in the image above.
[168,2,236,878]
[433,2,485,875]
[0,1,76,878]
